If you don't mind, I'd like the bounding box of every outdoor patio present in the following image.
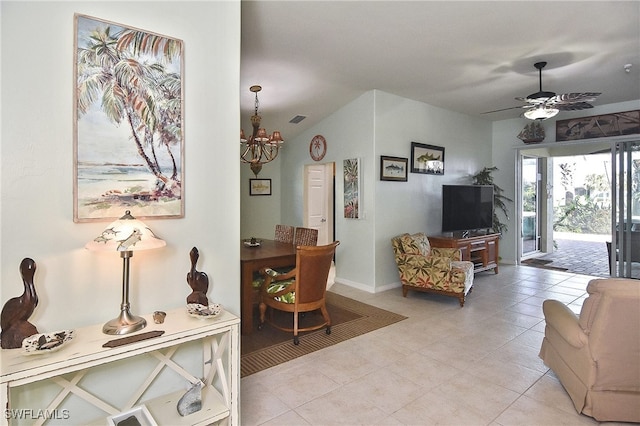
[524,232,640,279]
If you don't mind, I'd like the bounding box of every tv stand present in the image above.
[428,233,499,274]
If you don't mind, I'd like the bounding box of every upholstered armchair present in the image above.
[391,233,474,306]
[539,278,640,422]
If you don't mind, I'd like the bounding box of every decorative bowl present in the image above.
[243,239,261,247]
[22,330,74,355]
[186,303,223,319]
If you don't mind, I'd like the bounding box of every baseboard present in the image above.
[334,277,402,294]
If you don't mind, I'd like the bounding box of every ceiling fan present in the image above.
[484,61,601,120]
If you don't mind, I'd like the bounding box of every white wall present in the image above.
[240,154,282,239]
[1,1,240,336]
[1,1,240,421]
[275,90,493,292]
[373,91,493,289]
[281,91,376,290]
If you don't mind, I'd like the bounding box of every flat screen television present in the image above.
[442,184,494,234]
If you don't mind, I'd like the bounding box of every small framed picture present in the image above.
[380,156,408,181]
[249,179,272,196]
[411,142,445,175]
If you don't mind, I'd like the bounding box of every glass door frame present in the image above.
[521,156,542,257]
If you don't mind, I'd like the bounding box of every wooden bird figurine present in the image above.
[186,247,209,306]
[1,258,39,349]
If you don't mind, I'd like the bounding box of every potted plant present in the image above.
[472,166,512,235]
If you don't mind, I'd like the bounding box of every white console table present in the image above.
[1,307,239,425]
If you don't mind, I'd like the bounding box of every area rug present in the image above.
[241,292,407,377]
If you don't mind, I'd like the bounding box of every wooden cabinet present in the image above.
[428,233,500,274]
[1,308,239,426]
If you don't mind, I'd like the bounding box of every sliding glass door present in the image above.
[610,141,640,278]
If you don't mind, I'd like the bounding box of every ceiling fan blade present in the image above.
[481,105,528,114]
[515,96,546,105]
[547,92,601,105]
[555,102,596,111]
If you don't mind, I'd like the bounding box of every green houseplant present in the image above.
[471,166,512,235]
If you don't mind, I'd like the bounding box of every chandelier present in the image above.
[240,85,284,176]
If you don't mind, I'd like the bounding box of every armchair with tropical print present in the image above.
[391,233,474,306]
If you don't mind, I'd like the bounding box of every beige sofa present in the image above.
[539,278,640,422]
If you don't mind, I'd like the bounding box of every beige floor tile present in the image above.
[468,356,545,394]
[239,265,603,426]
[506,301,544,319]
[339,369,424,414]
[310,343,380,385]
[385,351,462,390]
[493,339,548,373]
[260,410,311,426]
[436,375,521,420]
[261,369,340,409]
[535,290,583,303]
[495,394,598,425]
[240,381,291,425]
[295,389,389,425]
[524,373,582,416]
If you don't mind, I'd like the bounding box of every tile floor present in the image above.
[240,265,626,425]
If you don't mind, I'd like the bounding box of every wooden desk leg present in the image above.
[241,262,254,335]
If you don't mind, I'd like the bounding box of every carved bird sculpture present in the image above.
[1,258,39,349]
[186,247,209,306]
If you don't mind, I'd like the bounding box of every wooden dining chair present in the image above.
[252,225,295,296]
[258,241,339,345]
[274,224,294,244]
[294,227,318,246]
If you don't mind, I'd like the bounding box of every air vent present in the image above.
[289,115,306,124]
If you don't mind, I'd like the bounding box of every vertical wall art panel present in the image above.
[343,158,360,219]
[74,14,184,222]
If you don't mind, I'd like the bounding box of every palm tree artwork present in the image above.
[343,158,360,219]
[74,15,183,221]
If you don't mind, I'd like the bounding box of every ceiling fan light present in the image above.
[524,106,559,120]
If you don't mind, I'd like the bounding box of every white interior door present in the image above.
[304,163,334,245]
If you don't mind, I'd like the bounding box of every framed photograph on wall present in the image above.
[343,158,361,218]
[380,156,408,181]
[249,179,272,196]
[410,142,445,175]
[74,14,184,222]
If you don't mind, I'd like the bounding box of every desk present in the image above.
[240,239,296,334]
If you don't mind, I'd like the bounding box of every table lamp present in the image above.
[85,210,166,335]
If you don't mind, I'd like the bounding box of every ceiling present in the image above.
[240,1,640,141]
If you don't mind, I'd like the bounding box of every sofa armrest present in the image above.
[543,299,588,348]
[431,247,462,261]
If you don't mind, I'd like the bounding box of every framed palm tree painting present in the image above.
[73,14,184,222]
[343,158,360,219]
